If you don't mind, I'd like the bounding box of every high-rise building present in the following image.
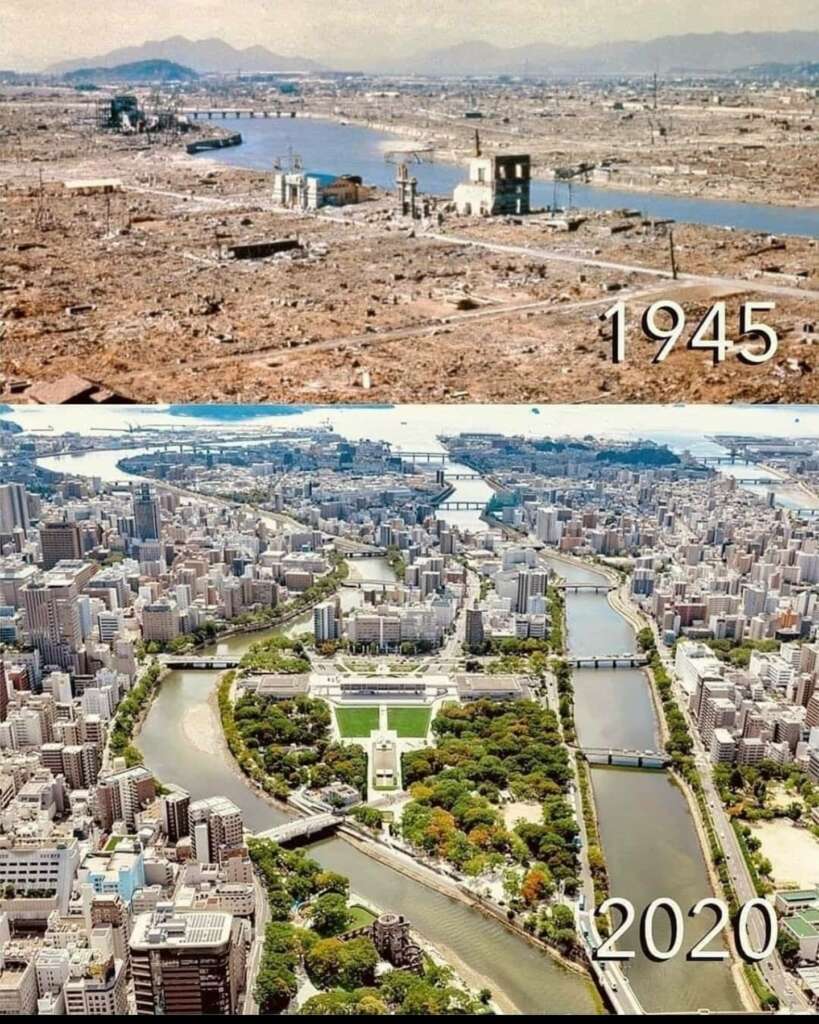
[132,484,161,542]
[161,786,191,844]
[313,600,339,643]
[95,766,156,831]
[189,796,243,863]
[21,563,95,670]
[130,907,248,1015]
[0,662,8,723]
[89,893,132,976]
[465,607,484,648]
[0,482,30,533]
[39,521,83,570]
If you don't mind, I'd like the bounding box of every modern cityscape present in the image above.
[0,404,817,1014]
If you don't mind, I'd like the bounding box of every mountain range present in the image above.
[387,31,819,76]
[48,36,324,75]
[46,30,819,77]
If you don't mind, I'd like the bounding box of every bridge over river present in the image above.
[255,812,342,846]
[554,582,615,593]
[578,746,670,769]
[567,654,649,669]
[160,655,241,670]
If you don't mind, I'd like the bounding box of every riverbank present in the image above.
[214,661,603,999]
[302,108,819,213]
[337,829,601,1005]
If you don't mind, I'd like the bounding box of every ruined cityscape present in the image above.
[1,30,818,404]
[0,404,816,1013]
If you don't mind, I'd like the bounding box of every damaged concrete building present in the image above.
[272,170,371,211]
[453,152,531,216]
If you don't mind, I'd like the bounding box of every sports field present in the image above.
[387,706,431,737]
[335,706,379,737]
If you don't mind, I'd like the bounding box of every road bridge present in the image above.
[395,451,449,464]
[578,746,670,768]
[554,583,615,593]
[255,812,341,846]
[568,654,648,669]
[182,108,299,120]
[341,579,396,590]
[160,655,241,669]
[436,500,488,511]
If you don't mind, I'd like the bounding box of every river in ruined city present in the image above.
[192,114,819,238]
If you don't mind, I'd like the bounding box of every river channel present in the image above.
[542,555,743,1012]
[192,114,819,238]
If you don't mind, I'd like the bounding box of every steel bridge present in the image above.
[182,108,299,120]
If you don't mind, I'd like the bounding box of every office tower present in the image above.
[90,893,132,976]
[0,482,30,533]
[465,607,484,648]
[133,484,161,541]
[39,521,83,570]
[130,907,248,1015]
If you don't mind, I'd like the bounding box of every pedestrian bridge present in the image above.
[568,654,648,669]
[255,813,342,846]
[160,655,241,669]
[579,746,670,768]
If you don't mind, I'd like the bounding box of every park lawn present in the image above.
[387,706,431,737]
[342,905,377,933]
[335,706,379,737]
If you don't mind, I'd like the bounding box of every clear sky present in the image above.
[1,0,816,71]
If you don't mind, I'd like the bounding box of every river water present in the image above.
[190,115,819,239]
[542,555,743,1013]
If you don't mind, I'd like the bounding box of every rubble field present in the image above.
[1,96,817,403]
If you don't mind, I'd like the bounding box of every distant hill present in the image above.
[385,30,819,76]
[48,35,324,75]
[64,59,199,84]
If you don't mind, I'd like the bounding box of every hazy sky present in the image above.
[2,1,817,70]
